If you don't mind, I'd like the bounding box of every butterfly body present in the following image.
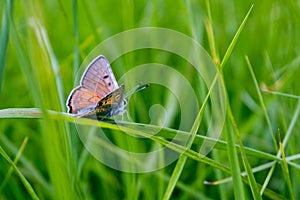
[66,56,126,119]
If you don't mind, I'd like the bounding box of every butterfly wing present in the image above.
[67,87,100,114]
[67,55,119,114]
[81,56,118,98]
[95,85,125,117]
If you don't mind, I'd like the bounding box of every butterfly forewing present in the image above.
[81,56,118,98]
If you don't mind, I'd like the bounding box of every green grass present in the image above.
[1,0,300,199]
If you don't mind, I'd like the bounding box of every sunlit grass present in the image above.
[1,0,300,199]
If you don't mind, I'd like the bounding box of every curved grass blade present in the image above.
[0,107,290,199]
[0,137,28,192]
[0,145,39,200]
[0,107,288,164]
[0,133,54,196]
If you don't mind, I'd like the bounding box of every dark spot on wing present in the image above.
[103,75,109,79]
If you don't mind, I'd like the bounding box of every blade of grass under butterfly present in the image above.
[0,145,39,200]
[0,108,285,163]
[0,108,231,172]
[3,108,300,171]
[0,108,290,198]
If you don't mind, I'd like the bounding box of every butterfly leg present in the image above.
[125,110,130,121]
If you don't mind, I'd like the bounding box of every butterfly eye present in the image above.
[123,99,127,106]
[114,94,121,101]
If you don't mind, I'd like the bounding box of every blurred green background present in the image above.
[1,0,300,199]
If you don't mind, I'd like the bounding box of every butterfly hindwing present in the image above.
[67,87,100,114]
[94,85,125,117]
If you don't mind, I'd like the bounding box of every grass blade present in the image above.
[0,137,28,192]
[220,4,254,70]
[0,107,288,165]
[0,1,10,94]
[245,56,277,150]
[204,0,220,65]
[234,32,300,199]
[278,129,295,200]
[262,89,300,99]
[225,111,245,200]
[227,105,262,200]
[0,133,54,195]
[0,145,39,200]
[8,1,82,198]
[72,0,80,79]
[162,81,210,200]
[0,107,290,199]
[217,4,257,200]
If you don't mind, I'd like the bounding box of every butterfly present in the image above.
[66,55,128,119]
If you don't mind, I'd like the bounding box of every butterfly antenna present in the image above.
[125,83,150,99]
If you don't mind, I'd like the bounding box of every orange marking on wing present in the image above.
[96,85,125,107]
